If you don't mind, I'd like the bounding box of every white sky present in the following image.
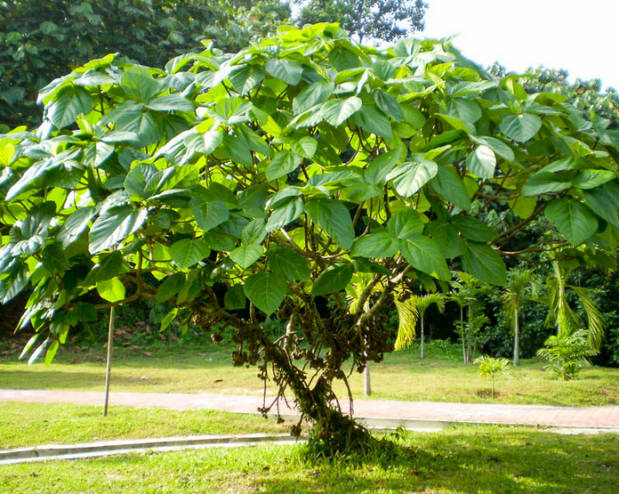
[422,0,620,90]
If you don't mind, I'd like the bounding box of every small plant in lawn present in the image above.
[537,330,597,381]
[474,355,510,398]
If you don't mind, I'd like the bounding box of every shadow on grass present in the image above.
[253,431,618,494]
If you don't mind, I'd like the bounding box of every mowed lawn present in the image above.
[1,424,617,494]
[0,343,617,406]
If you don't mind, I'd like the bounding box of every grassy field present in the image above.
[0,402,290,449]
[0,342,617,406]
[1,424,617,493]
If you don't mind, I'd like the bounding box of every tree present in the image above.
[395,292,444,358]
[537,330,597,380]
[0,0,290,129]
[474,355,510,398]
[544,261,604,351]
[295,0,427,43]
[501,267,541,365]
[1,24,618,453]
[450,274,492,363]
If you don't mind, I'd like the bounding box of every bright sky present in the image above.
[422,0,620,90]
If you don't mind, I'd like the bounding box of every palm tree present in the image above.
[395,293,444,358]
[501,267,541,366]
[449,273,491,363]
[544,261,604,352]
[346,274,417,396]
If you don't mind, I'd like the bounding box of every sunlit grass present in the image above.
[1,343,617,406]
[1,425,617,493]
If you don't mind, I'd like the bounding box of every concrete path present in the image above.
[1,389,618,429]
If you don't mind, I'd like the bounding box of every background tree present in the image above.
[501,267,541,365]
[395,292,444,358]
[544,261,604,352]
[1,24,617,454]
[295,0,427,43]
[0,0,290,129]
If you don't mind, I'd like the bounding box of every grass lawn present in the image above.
[0,343,617,406]
[0,425,617,493]
[0,402,289,449]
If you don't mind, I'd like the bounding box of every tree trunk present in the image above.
[461,306,466,363]
[513,307,520,366]
[363,364,371,396]
[466,304,473,363]
[103,306,115,417]
[420,316,425,359]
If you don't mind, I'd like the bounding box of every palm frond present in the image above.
[570,285,604,352]
[394,297,419,351]
[413,292,446,316]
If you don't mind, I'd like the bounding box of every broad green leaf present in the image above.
[229,65,265,95]
[571,170,616,189]
[266,150,301,181]
[387,210,425,239]
[351,231,400,258]
[202,229,236,251]
[522,172,572,196]
[581,181,619,229]
[545,198,599,245]
[499,113,542,143]
[400,234,450,281]
[312,263,354,296]
[115,108,163,147]
[265,58,303,85]
[96,278,126,302]
[224,285,247,310]
[364,149,401,186]
[190,198,229,231]
[471,136,514,161]
[461,242,507,286]
[291,136,317,159]
[244,272,288,315]
[160,308,178,332]
[266,197,304,232]
[388,160,438,197]
[447,97,482,123]
[268,248,310,281]
[374,90,403,121]
[45,340,60,367]
[292,81,335,114]
[121,66,160,103]
[145,93,194,112]
[47,85,93,129]
[450,216,498,242]
[437,113,474,134]
[213,97,252,125]
[203,129,224,155]
[230,244,263,269]
[87,251,123,283]
[353,105,393,139]
[89,206,148,254]
[170,239,210,269]
[466,146,496,178]
[426,221,466,258]
[320,97,362,127]
[57,207,95,248]
[242,219,267,245]
[124,164,162,199]
[431,165,471,210]
[509,196,537,219]
[305,198,355,250]
[156,272,186,303]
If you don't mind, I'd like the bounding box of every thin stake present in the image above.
[103,306,115,417]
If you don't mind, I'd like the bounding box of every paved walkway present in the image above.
[1,389,617,429]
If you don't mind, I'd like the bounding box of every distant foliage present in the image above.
[0,0,290,129]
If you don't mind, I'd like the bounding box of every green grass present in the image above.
[0,343,617,406]
[1,425,617,493]
[0,402,290,450]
